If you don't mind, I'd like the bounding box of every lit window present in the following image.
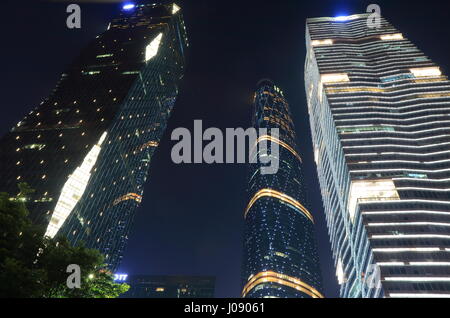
[45,132,107,238]
[321,73,350,84]
[145,33,163,61]
[96,54,113,58]
[336,258,346,285]
[82,71,100,75]
[23,144,46,151]
[380,33,403,41]
[410,67,442,78]
[314,147,319,165]
[348,179,400,222]
[156,288,165,292]
[311,39,333,47]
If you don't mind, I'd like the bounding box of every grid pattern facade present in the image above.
[242,80,323,298]
[121,275,215,298]
[305,14,450,297]
[0,3,188,271]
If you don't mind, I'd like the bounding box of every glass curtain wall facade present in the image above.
[242,80,323,298]
[121,275,215,298]
[0,3,188,271]
[305,14,450,297]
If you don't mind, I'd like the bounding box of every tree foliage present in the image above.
[0,183,129,298]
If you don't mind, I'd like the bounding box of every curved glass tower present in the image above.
[305,14,450,297]
[0,3,188,271]
[241,80,323,298]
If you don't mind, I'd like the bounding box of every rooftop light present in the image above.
[331,14,359,22]
[335,16,350,21]
[172,3,181,14]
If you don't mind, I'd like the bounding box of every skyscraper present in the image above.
[305,14,450,297]
[241,80,323,298]
[0,2,188,271]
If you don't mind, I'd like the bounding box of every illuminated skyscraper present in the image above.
[305,14,450,297]
[241,80,323,298]
[0,3,188,271]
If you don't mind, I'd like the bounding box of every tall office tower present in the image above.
[0,2,188,270]
[120,275,215,298]
[241,80,323,298]
[305,13,450,298]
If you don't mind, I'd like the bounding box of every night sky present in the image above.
[2,0,450,298]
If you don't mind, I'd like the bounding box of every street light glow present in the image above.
[122,3,135,11]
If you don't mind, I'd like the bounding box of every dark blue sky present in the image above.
[1,0,450,298]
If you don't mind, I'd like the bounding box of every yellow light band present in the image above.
[255,135,302,163]
[113,192,142,206]
[244,188,314,223]
[242,271,324,298]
